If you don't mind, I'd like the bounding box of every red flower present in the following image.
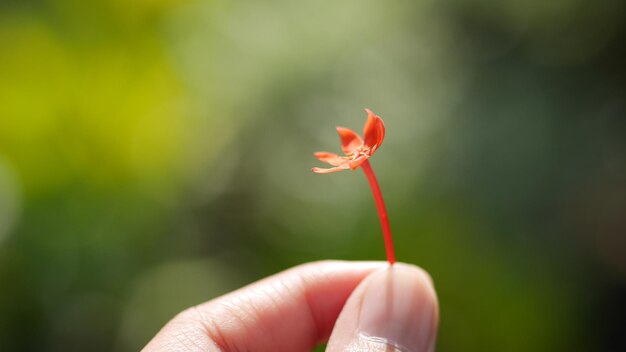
[312,109,385,174]
[311,108,395,264]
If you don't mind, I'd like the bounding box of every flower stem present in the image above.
[360,160,396,265]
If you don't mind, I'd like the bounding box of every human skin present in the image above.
[143,260,439,352]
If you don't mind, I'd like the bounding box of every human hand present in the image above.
[143,261,439,352]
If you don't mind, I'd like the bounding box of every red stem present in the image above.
[360,160,396,265]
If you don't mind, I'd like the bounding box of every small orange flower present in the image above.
[312,109,385,173]
[311,108,396,264]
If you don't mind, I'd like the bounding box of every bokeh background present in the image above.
[1,0,625,351]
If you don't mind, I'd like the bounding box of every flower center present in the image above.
[351,146,371,158]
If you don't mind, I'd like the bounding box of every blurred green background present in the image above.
[1,0,625,351]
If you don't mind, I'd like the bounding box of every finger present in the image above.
[326,263,439,352]
[142,260,387,352]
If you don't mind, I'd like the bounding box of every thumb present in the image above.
[326,263,439,352]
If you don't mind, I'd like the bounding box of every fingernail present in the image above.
[358,264,438,352]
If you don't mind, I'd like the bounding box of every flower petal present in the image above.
[336,127,363,155]
[373,114,385,152]
[363,109,384,150]
[314,152,348,166]
[312,165,350,174]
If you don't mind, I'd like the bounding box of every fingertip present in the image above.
[327,262,439,352]
[391,262,436,291]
